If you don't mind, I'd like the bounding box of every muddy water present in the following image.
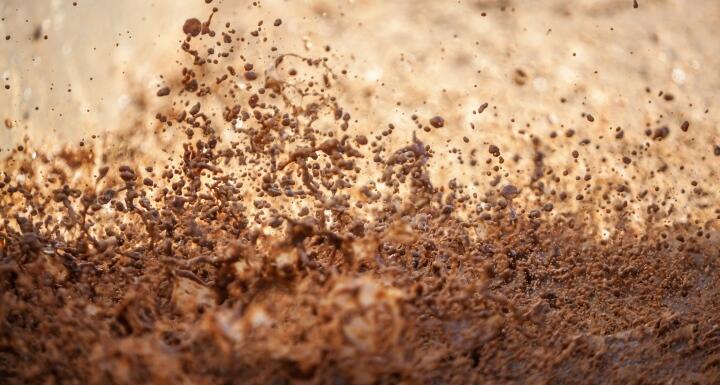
[1,1,720,384]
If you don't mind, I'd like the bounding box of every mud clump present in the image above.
[183,18,202,37]
[429,116,445,128]
[1,4,720,385]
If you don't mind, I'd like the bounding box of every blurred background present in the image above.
[1,0,719,224]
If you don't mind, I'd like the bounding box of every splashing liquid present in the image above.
[1,2,720,385]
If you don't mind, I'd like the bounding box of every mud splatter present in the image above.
[1,3,719,385]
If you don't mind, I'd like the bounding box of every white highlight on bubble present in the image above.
[671,68,686,85]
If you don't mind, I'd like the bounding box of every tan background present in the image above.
[1,0,719,224]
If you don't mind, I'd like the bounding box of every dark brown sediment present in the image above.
[1,3,720,385]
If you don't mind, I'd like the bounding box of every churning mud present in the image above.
[1,1,720,384]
